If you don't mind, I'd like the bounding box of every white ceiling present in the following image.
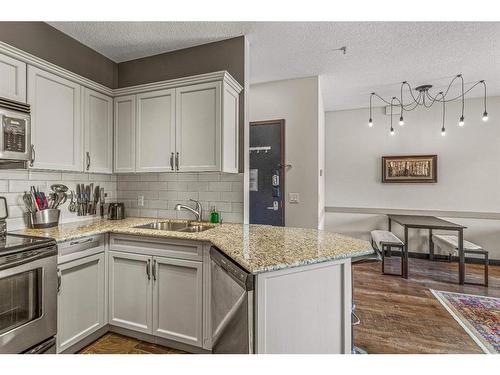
[48,22,500,111]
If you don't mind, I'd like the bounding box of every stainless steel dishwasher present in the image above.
[210,246,254,354]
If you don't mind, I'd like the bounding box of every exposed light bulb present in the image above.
[482,112,489,122]
[441,127,446,136]
[399,116,404,126]
[390,127,395,136]
[458,116,465,127]
[368,118,373,127]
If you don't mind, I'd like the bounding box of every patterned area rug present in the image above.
[431,290,500,354]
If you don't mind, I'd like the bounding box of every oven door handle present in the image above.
[0,246,57,271]
[57,268,62,293]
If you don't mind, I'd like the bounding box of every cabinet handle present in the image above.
[30,144,35,167]
[152,259,157,281]
[170,152,174,171]
[69,237,94,246]
[57,269,62,293]
[86,152,91,171]
[146,259,151,280]
[175,152,179,171]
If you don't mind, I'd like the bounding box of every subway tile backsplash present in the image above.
[116,172,244,223]
[0,170,118,230]
[0,170,243,230]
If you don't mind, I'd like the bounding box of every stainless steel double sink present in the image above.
[134,220,215,233]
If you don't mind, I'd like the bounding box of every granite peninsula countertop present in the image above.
[17,217,374,274]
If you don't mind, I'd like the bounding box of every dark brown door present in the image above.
[249,120,285,226]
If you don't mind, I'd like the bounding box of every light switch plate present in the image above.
[289,192,300,203]
[138,195,145,207]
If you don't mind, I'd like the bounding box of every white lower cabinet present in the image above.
[108,241,204,348]
[56,252,106,353]
[108,251,153,333]
[153,256,203,346]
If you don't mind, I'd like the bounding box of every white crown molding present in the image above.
[0,41,114,96]
[113,70,243,97]
[0,41,243,99]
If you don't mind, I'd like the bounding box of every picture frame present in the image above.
[382,155,437,183]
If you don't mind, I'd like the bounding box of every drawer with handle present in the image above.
[58,234,105,264]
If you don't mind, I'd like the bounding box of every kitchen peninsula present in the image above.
[19,217,373,354]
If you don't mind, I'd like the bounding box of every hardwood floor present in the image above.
[79,333,186,354]
[353,257,500,354]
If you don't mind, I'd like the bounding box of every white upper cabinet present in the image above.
[113,72,242,174]
[27,66,82,171]
[0,53,26,103]
[136,89,176,172]
[114,95,136,173]
[176,82,221,172]
[84,88,113,174]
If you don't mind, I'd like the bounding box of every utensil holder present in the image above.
[29,209,60,229]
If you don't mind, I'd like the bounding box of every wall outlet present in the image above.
[289,192,300,203]
[138,195,145,207]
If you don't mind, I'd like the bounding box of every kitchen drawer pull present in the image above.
[30,144,35,167]
[86,152,91,171]
[57,269,62,293]
[146,259,151,280]
[175,152,179,171]
[69,237,94,246]
[152,259,157,281]
[170,152,174,171]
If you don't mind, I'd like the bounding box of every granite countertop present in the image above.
[17,217,374,274]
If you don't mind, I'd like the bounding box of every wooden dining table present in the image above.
[387,214,467,284]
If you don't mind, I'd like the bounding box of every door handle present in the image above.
[146,259,151,280]
[30,144,35,167]
[57,269,62,293]
[175,152,179,171]
[86,152,91,171]
[170,152,174,171]
[152,259,157,281]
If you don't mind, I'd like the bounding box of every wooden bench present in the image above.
[432,234,489,286]
[371,230,405,277]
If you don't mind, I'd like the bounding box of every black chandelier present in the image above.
[368,75,488,136]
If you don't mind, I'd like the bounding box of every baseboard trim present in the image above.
[60,325,109,354]
[109,325,210,354]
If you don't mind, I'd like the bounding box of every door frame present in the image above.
[249,119,286,226]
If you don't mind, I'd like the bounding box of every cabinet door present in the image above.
[84,88,113,173]
[153,256,203,347]
[108,251,152,333]
[0,53,26,103]
[136,89,175,172]
[57,252,105,353]
[175,82,221,172]
[114,95,136,173]
[27,66,82,171]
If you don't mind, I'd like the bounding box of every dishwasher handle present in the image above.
[210,247,253,291]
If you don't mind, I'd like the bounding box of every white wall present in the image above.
[324,96,500,259]
[250,77,322,229]
[318,77,326,230]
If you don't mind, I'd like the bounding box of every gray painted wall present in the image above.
[0,22,118,88]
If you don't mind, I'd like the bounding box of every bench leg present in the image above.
[485,253,489,287]
[429,229,434,261]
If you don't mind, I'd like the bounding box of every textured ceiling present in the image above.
[48,22,500,111]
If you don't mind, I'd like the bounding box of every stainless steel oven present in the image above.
[0,98,31,169]
[0,234,57,354]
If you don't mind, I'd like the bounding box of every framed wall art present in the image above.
[382,155,437,183]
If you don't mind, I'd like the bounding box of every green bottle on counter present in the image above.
[210,206,220,224]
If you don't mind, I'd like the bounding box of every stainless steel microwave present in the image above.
[0,97,31,169]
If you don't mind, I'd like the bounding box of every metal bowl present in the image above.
[29,209,60,229]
